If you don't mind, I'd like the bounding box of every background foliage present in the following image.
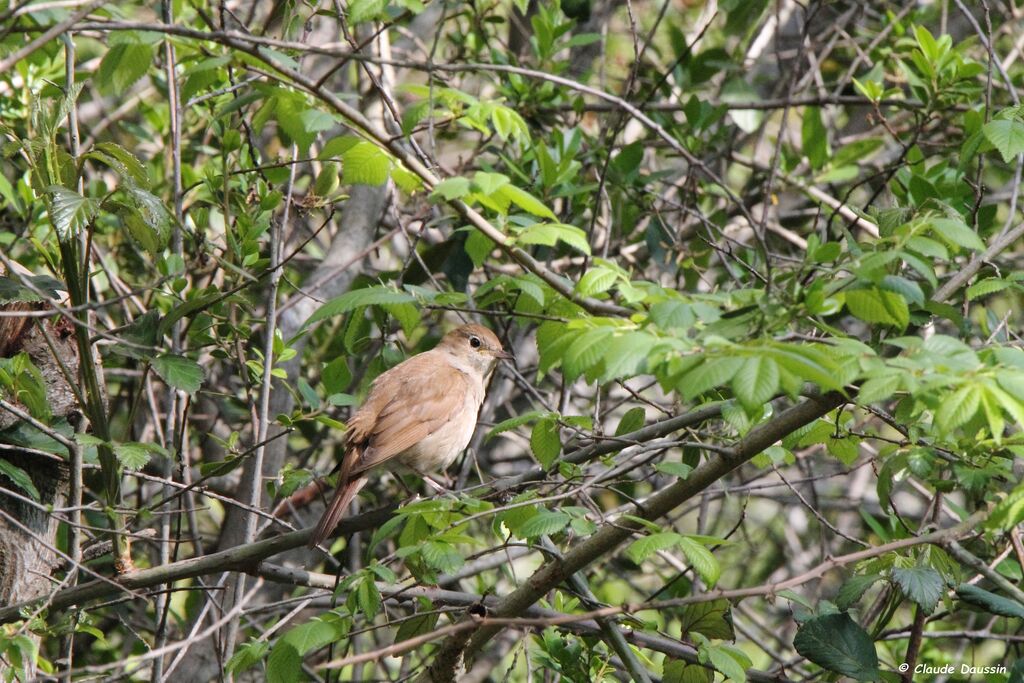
[2,0,1024,681]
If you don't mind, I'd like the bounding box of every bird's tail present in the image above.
[308,475,368,548]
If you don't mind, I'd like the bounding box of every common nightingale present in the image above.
[308,324,511,547]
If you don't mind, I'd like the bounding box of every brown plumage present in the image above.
[308,324,511,548]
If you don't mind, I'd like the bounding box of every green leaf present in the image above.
[516,223,591,254]
[966,277,1011,300]
[793,613,880,681]
[562,327,613,380]
[495,184,557,220]
[226,640,270,676]
[845,288,909,329]
[46,186,99,240]
[518,509,570,538]
[956,583,1024,618]
[678,599,735,640]
[420,541,464,574]
[802,107,829,169]
[306,286,415,326]
[530,418,561,468]
[732,356,779,410]
[487,410,548,441]
[576,267,619,296]
[152,354,204,394]
[856,374,901,405]
[342,140,392,185]
[891,567,944,614]
[679,536,720,588]
[680,356,743,401]
[90,142,150,188]
[112,442,152,470]
[626,531,683,564]
[472,171,509,196]
[835,574,883,611]
[281,618,341,655]
[349,0,387,23]
[663,660,713,683]
[431,177,471,201]
[928,217,986,251]
[395,611,440,643]
[0,459,40,501]
[615,407,646,436]
[322,357,352,394]
[982,118,1024,163]
[97,42,154,95]
[934,384,981,433]
[704,644,749,683]
[266,641,300,683]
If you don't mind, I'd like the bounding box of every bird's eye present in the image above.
[469,336,482,349]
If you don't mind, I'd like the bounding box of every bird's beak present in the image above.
[494,350,514,361]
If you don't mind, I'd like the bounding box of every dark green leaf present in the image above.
[306,287,416,327]
[152,354,204,394]
[956,583,1024,618]
[891,567,944,614]
[530,418,560,468]
[678,599,735,640]
[835,574,884,611]
[0,459,40,501]
[793,613,880,681]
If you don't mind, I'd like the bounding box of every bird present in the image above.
[308,323,512,548]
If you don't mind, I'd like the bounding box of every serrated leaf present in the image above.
[576,267,619,296]
[152,354,204,394]
[487,410,548,440]
[516,222,591,254]
[679,536,720,588]
[982,118,1024,163]
[46,186,99,240]
[530,418,560,468]
[835,574,884,610]
[680,356,743,401]
[891,567,944,614]
[562,327,613,380]
[704,645,748,683]
[306,287,416,327]
[112,442,152,470]
[733,356,779,410]
[615,407,646,436]
[934,384,981,433]
[97,42,153,96]
[679,599,735,640]
[395,611,440,643]
[281,618,340,655]
[626,531,683,564]
[0,459,40,501]
[517,509,570,538]
[496,184,556,219]
[856,374,901,405]
[349,0,387,23]
[967,277,1011,300]
[342,140,391,185]
[845,288,909,329]
[663,660,713,683]
[266,641,300,683]
[928,217,986,251]
[793,613,880,682]
[432,177,470,201]
[956,583,1024,618]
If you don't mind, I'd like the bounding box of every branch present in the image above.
[420,390,846,681]
[0,506,393,625]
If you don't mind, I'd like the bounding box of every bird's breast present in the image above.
[397,382,483,472]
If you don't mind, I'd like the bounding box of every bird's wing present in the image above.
[348,351,473,475]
